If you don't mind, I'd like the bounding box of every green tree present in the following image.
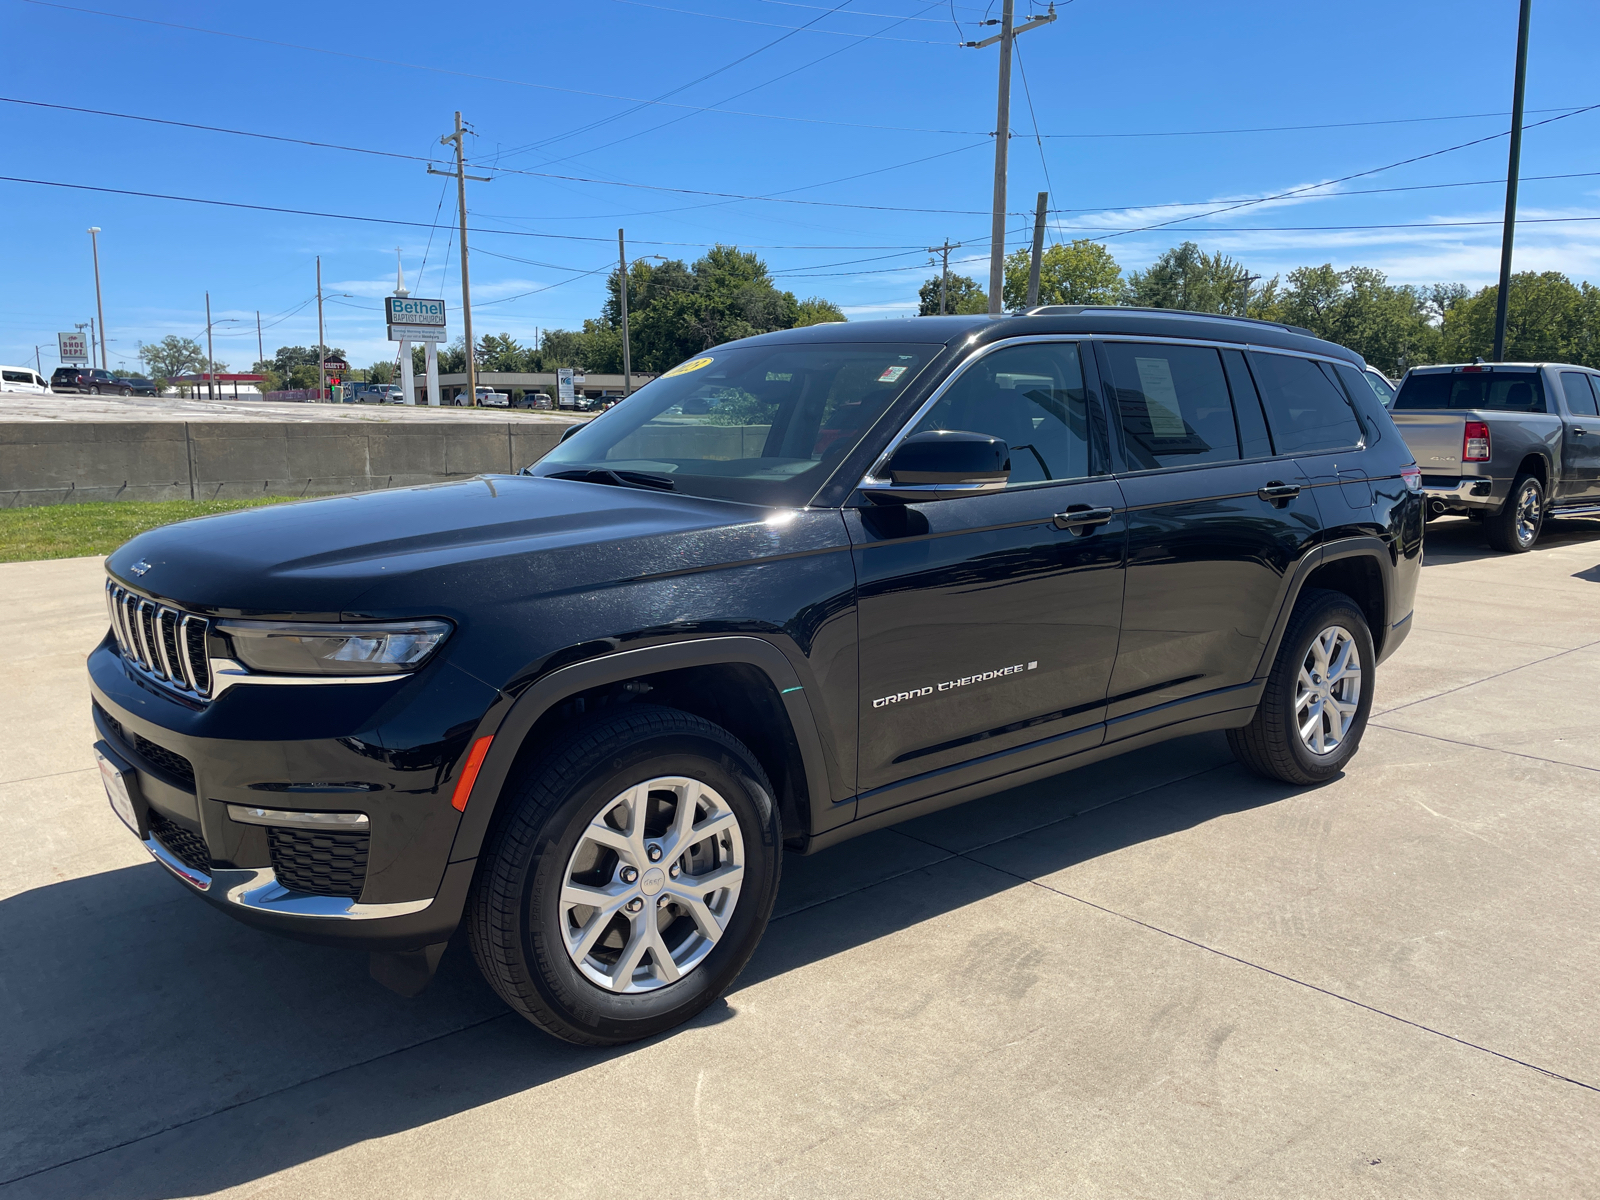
[795,296,845,326]
[1274,264,1440,375]
[1127,242,1254,314]
[1002,240,1126,309]
[366,360,395,384]
[917,273,987,315]
[253,344,345,392]
[137,335,206,390]
[1441,272,1599,367]
[478,332,534,372]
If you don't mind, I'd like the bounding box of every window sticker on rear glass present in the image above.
[1134,356,1186,437]
[664,356,715,378]
[877,365,908,383]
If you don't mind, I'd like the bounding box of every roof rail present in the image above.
[1019,305,1314,338]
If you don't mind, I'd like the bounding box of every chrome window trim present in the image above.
[858,333,1097,487]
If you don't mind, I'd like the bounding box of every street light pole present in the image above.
[316,255,325,402]
[205,291,216,402]
[88,227,107,369]
[619,228,632,398]
[1492,0,1534,362]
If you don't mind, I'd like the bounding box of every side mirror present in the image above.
[559,423,583,443]
[860,430,1009,505]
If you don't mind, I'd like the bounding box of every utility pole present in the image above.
[619,228,632,397]
[1026,191,1048,308]
[928,240,954,314]
[204,291,216,401]
[430,112,492,404]
[256,310,264,368]
[966,2,1056,314]
[316,255,326,402]
[1237,272,1262,317]
[88,227,107,369]
[1493,0,1534,362]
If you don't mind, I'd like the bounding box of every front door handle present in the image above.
[1573,427,1588,436]
[1257,482,1301,507]
[1053,505,1115,533]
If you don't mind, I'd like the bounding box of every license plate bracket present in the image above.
[95,741,147,839]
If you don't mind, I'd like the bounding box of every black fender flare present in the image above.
[445,636,839,866]
[1255,536,1396,680]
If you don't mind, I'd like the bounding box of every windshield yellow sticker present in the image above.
[664,356,715,378]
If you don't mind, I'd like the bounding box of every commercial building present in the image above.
[427,371,656,405]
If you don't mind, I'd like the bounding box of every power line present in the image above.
[1036,106,1594,140]
[609,0,956,44]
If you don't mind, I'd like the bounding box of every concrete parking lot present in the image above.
[3,516,1598,1198]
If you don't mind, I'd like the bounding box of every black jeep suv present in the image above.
[90,309,1422,1044]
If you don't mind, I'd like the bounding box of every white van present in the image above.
[0,366,51,394]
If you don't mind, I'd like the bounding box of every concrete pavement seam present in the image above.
[896,816,1600,1097]
[1368,722,1600,775]
[1,766,95,789]
[0,1012,515,1189]
[1370,637,1600,718]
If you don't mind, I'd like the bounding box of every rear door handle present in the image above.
[1257,482,1301,507]
[1053,505,1115,533]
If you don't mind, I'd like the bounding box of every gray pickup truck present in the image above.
[1391,361,1600,552]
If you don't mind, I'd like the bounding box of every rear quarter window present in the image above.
[1249,352,1366,454]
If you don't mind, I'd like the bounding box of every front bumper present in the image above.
[89,634,499,951]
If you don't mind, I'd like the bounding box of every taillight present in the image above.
[1463,421,1490,462]
[1400,465,1421,493]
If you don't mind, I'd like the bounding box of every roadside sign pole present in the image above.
[316,256,326,402]
[1492,0,1534,362]
[619,228,632,398]
[426,340,440,406]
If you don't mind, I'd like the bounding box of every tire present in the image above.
[1228,588,1376,786]
[1483,473,1543,553]
[468,704,781,1045]
[89,386,101,395]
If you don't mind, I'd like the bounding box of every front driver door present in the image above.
[847,339,1127,815]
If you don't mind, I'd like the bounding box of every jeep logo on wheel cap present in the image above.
[640,867,666,896]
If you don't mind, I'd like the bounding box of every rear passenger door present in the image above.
[1249,350,1377,539]
[1099,340,1321,733]
[1557,371,1600,502]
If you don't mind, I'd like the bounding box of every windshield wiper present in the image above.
[548,468,676,492]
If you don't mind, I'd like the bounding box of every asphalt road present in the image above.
[3,516,1598,1198]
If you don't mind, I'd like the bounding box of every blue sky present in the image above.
[3,0,1598,374]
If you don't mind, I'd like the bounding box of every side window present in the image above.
[1560,371,1599,417]
[1104,342,1239,470]
[1250,352,1366,454]
[1220,349,1273,458]
[911,342,1095,486]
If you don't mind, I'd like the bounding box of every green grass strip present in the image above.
[0,497,299,563]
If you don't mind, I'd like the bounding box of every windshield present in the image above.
[1394,369,1546,412]
[531,342,939,505]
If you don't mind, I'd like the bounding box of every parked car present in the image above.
[479,389,510,408]
[117,375,159,397]
[512,391,554,410]
[90,308,1421,1045]
[1390,361,1600,552]
[1362,367,1397,408]
[51,367,128,395]
[0,365,51,393]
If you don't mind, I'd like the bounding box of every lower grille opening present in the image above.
[149,811,210,874]
[267,827,370,900]
[93,700,125,746]
[132,735,196,792]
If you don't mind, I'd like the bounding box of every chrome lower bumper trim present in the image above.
[141,836,432,920]
[1422,478,1495,506]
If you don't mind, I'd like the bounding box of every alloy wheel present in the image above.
[1515,482,1542,547]
[1295,625,1362,756]
[559,775,745,993]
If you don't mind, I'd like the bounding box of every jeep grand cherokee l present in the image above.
[90,308,1422,1045]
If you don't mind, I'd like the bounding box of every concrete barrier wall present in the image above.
[0,420,576,507]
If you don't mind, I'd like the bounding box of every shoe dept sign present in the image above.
[385,297,447,343]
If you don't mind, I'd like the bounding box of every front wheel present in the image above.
[1228,588,1375,786]
[1483,473,1543,553]
[468,705,781,1045]
[89,386,101,395]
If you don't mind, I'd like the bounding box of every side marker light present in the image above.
[451,736,494,812]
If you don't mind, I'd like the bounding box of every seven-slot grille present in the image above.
[105,578,212,697]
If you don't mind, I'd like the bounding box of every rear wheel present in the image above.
[89,385,101,395]
[468,705,781,1045]
[1228,588,1375,786]
[1483,473,1543,553]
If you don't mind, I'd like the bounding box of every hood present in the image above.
[106,475,769,617]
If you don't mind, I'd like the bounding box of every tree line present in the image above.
[921,239,1600,376]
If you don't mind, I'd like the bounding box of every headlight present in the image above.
[215,619,452,676]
